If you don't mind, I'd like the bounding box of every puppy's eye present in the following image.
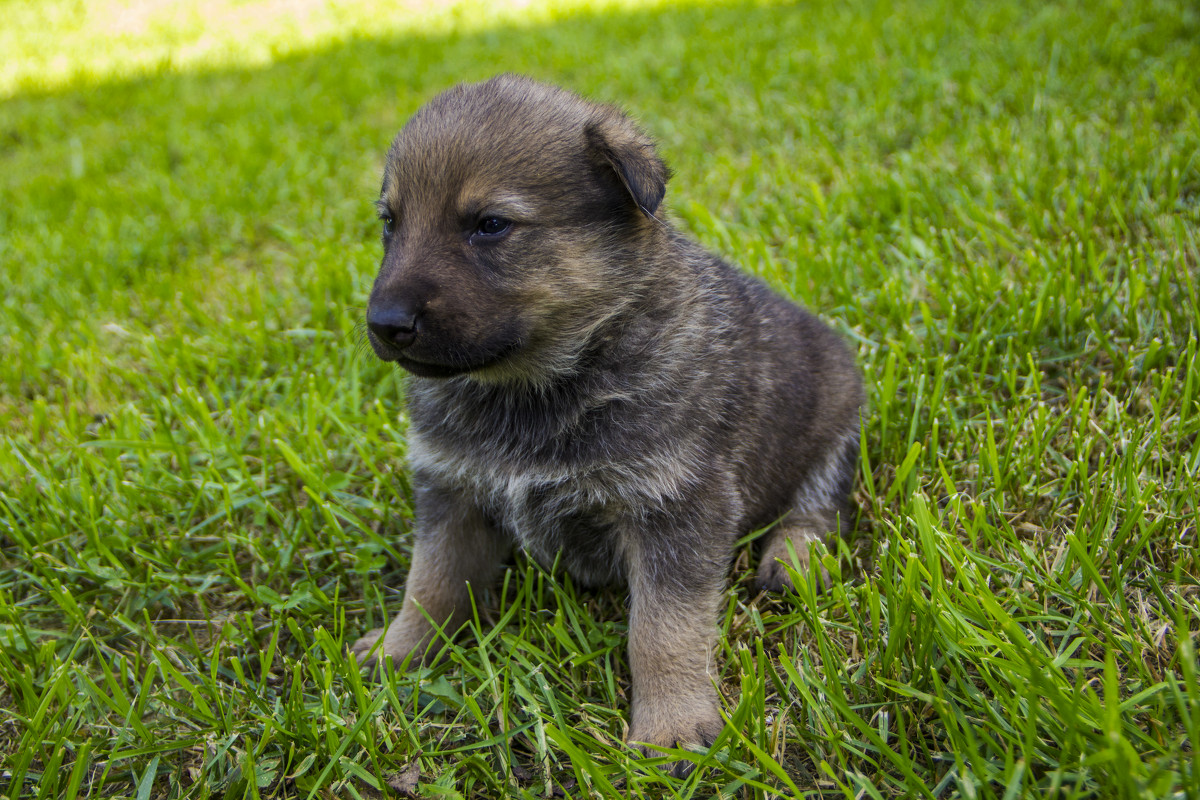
[474,217,511,238]
[381,216,395,237]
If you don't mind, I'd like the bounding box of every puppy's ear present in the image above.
[585,111,670,218]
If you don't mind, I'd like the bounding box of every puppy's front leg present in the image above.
[623,512,730,767]
[351,480,508,669]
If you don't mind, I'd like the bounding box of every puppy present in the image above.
[353,74,863,766]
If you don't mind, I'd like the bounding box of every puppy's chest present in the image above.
[418,442,627,586]
[503,479,625,587]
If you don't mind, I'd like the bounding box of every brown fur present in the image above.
[351,75,863,773]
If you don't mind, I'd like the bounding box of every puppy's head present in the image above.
[366,74,669,382]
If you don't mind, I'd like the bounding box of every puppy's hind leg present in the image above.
[755,506,845,593]
[757,433,858,594]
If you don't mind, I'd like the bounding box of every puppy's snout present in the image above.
[367,301,421,348]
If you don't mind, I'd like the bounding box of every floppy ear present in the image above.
[585,111,670,218]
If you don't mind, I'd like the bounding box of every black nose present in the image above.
[366,302,420,348]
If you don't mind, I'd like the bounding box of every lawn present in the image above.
[1,0,1198,797]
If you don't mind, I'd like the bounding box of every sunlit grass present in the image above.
[0,0,732,97]
[1,0,1198,797]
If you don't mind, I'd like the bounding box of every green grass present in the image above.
[2,0,1199,796]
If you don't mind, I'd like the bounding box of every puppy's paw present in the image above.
[755,553,830,594]
[348,621,434,674]
[755,529,829,594]
[628,711,723,778]
[348,626,388,668]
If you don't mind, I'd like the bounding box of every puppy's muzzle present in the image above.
[367,302,421,350]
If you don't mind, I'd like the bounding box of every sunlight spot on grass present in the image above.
[1,0,745,97]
